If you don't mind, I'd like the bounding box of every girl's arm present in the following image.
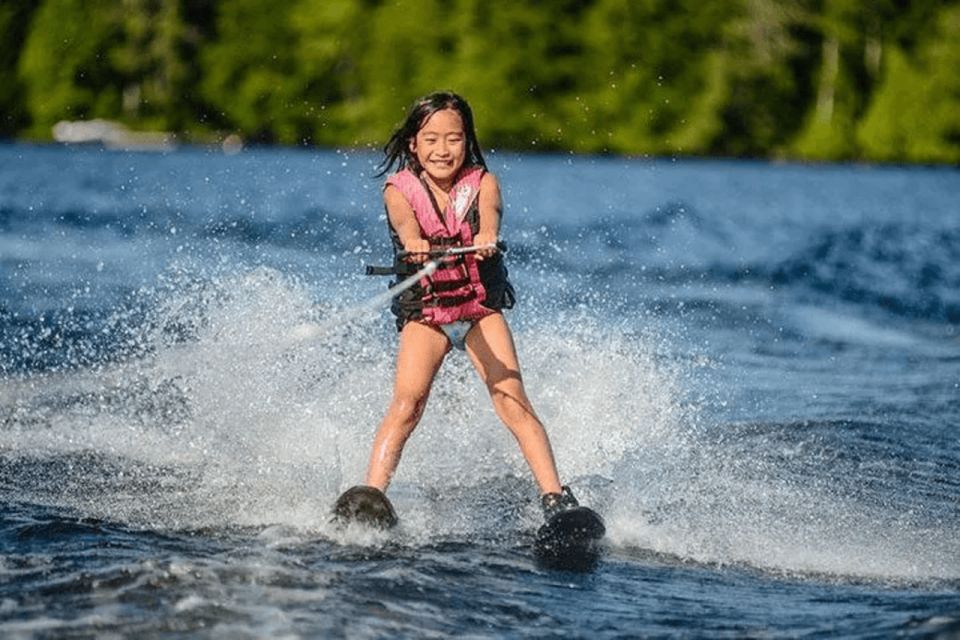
[385,185,430,261]
[474,172,502,260]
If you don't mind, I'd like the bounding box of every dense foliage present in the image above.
[2,0,958,163]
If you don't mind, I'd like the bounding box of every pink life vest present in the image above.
[385,166,493,325]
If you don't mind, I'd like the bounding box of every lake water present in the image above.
[1,143,958,637]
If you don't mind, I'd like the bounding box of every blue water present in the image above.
[1,143,959,637]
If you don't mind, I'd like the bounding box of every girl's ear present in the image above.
[408,137,417,153]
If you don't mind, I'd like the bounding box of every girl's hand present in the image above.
[403,237,431,263]
[473,232,498,261]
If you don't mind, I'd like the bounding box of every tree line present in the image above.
[2,0,958,163]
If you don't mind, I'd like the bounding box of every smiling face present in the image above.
[410,108,467,189]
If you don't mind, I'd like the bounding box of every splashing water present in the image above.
[3,259,957,583]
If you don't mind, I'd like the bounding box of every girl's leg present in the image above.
[364,321,449,491]
[464,313,563,495]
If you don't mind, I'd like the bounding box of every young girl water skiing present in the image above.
[334,92,584,526]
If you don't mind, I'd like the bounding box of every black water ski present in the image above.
[332,485,398,530]
[534,506,605,571]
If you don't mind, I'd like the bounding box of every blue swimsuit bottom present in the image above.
[439,321,474,352]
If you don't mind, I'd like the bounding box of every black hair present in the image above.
[376,91,487,177]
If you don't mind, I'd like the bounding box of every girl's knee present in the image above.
[390,393,428,424]
[490,388,535,426]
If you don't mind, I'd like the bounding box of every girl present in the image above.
[336,92,580,526]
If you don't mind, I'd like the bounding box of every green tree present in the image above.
[0,0,39,136]
[8,0,960,163]
[700,0,819,157]
[305,0,446,146]
[111,0,210,131]
[569,0,734,155]
[858,5,960,163]
[289,0,375,145]
[444,0,594,151]
[18,0,125,136]
[200,0,306,143]
[17,0,210,137]
[789,0,899,159]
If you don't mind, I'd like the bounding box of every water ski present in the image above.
[332,485,398,530]
[534,506,606,571]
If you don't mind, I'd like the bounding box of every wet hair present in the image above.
[376,91,487,177]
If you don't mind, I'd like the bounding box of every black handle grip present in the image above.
[396,240,508,260]
[365,266,397,276]
[366,241,509,276]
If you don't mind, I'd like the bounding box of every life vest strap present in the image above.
[424,294,476,309]
[426,278,471,293]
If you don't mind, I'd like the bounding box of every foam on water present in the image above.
[607,458,960,581]
[2,262,958,582]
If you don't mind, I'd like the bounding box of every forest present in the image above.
[1,0,958,163]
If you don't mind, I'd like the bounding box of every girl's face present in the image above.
[410,108,466,187]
